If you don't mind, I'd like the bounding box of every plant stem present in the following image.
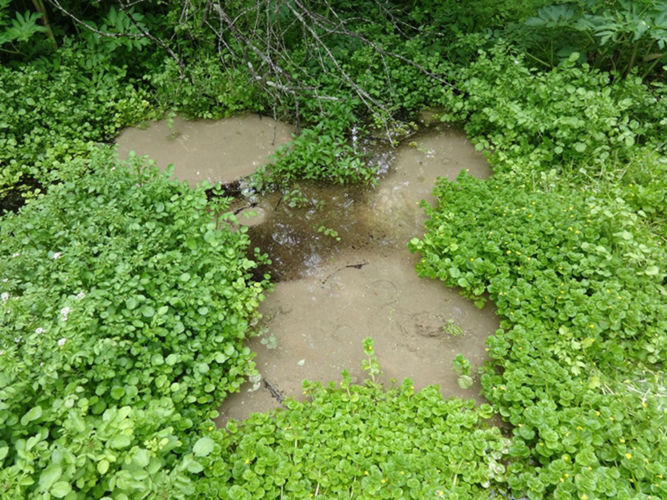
[0,46,23,55]
[524,51,551,68]
[625,42,638,77]
[32,0,57,47]
[641,55,664,80]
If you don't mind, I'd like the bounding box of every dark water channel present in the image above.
[116,115,498,425]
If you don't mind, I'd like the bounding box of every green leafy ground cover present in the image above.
[1,0,665,498]
[197,340,508,499]
[0,152,267,497]
[406,32,666,500]
[0,44,151,207]
[370,15,663,498]
[443,49,665,179]
[410,176,666,498]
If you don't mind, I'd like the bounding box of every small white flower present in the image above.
[76,292,86,300]
[11,253,19,258]
[0,350,5,356]
[58,338,67,347]
[35,327,45,334]
[2,278,7,282]
[1,292,8,302]
[52,252,62,259]
[14,336,22,343]
[60,307,71,321]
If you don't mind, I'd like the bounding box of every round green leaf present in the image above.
[110,386,125,400]
[109,434,132,449]
[39,464,62,491]
[51,481,72,498]
[20,406,42,426]
[193,436,215,457]
[97,459,109,475]
[141,305,155,318]
[457,375,473,390]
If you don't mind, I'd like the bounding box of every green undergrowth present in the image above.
[196,339,509,499]
[147,57,266,120]
[409,175,666,498]
[405,37,666,498]
[1,1,666,498]
[253,115,376,188]
[0,43,152,207]
[0,151,268,498]
[439,48,666,183]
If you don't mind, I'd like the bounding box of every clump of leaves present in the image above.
[452,354,473,390]
[148,55,265,120]
[315,224,342,242]
[0,151,268,497]
[196,339,509,498]
[443,319,465,337]
[518,0,666,78]
[0,0,48,57]
[256,117,377,187]
[439,47,666,183]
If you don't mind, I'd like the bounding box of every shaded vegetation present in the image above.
[0,0,665,498]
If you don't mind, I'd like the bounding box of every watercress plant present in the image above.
[0,150,268,498]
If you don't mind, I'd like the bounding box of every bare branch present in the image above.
[46,0,184,73]
[46,0,144,40]
[50,0,454,133]
[117,0,184,73]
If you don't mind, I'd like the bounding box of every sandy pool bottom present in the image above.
[217,126,498,425]
[113,114,499,425]
[217,246,498,424]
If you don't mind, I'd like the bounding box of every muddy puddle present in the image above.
[115,114,293,185]
[115,116,498,425]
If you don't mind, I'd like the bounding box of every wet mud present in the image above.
[219,249,499,423]
[218,125,497,424]
[115,116,498,426]
[115,114,293,186]
[235,127,491,281]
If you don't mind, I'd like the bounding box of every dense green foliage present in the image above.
[0,44,149,208]
[441,49,666,180]
[148,58,263,120]
[1,0,665,498]
[514,0,666,77]
[406,25,665,497]
[255,116,376,187]
[0,0,47,55]
[0,153,267,497]
[197,340,508,499]
[410,177,665,497]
